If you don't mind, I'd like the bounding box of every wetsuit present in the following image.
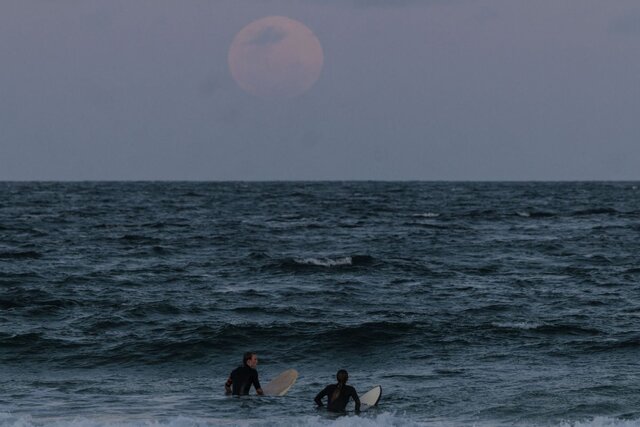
[314,384,361,412]
[226,365,261,395]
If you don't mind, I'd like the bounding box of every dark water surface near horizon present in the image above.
[1,182,640,427]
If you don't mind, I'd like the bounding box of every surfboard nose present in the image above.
[262,369,299,396]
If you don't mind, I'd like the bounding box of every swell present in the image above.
[489,322,603,336]
[264,255,376,272]
[0,288,82,312]
[0,321,429,366]
[0,313,637,368]
[0,250,42,260]
[437,206,626,220]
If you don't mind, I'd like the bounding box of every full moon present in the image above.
[228,16,324,98]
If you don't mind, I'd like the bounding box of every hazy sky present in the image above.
[1,0,640,180]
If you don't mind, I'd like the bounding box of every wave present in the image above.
[182,191,205,197]
[151,245,170,255]
[491,321,543,330]
[0,332,84,356]
[0,320,427,366]
[140,222,191,229]
[123,301,184,317]
[462,304,514,315]
[527,323,602,336]
[504,207,626,219]
[268,255,376,271]
[0,250,42,260]
[582,336,640,352]
[2,414,640,427]
[571,208,619,216]
[0,226,49,236]
[462,209,499,219]
[312,321,420,346]
[584,254,614,265]
[410,221,450,230]
[0,413,430,427]
[207,321,422,352]
[0,287,81,311]
[0,332,46,348]
[412,213,440,218]
[559,417,640,427]
[514,208,620,219]
[294,257,356,267]
[488,321,603,337]
[118,235,162,244]
[516,210,557,218]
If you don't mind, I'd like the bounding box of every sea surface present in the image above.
[1,182,640,427]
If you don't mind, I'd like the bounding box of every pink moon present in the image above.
[228,16,324,98]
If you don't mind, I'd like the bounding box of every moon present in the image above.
[228,16,324,98]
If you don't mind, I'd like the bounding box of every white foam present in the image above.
[295,257,353,267]
[558,417,640,427]
[413,213,440,218]
[492,321,542,330]
[0,413,426,427]
[3,414,640,427]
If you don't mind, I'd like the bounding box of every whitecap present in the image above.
[294,257,353,267]
[412,213,440,218]
[492,321,542,330]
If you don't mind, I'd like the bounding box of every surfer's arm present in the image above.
[253,372,264,395]
[352,389,361,413]
[224,376,232,395]
[314,386,329,407]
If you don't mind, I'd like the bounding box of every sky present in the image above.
[1,0,640,180]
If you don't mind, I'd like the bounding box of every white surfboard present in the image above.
[358,385,382,411]
[262,369,298,396]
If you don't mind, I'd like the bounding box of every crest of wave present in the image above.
[413,213,440,218]
[295,257,353,267]
[491,321,542,330]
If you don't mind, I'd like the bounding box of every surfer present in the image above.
[314,369,360,413]
[225,352,264,396]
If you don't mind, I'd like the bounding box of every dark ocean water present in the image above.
[1,182,640,427]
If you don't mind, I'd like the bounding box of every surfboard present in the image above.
[358,385,382,411]
[262,369,298,396]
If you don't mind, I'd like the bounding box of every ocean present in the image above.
[1,182,639,427]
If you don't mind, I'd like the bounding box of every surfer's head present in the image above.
[331,369,349,400]
[243,352,258,368]
[336,369,348,385]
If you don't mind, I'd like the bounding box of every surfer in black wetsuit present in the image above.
[314,369,360,413]
[225,352,264,396]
